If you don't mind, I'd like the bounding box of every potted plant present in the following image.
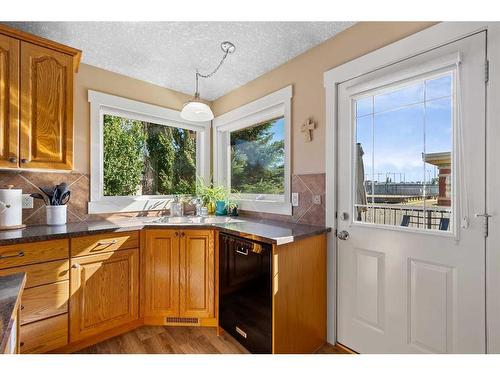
[31,183,71,225]
[196,177,228,215]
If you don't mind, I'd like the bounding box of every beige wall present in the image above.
[212,22,437,175]
[73,63,198,174]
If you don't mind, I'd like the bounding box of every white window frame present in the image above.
[88,90,211,214]
[213,85,292,215]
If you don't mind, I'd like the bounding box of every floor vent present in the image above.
[165,317,199,325]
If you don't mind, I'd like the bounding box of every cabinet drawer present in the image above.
[0,259,69,288]
[21,280,69,325]
[20,314,68,354]
[71,231,139,257]
[0,239,69,269]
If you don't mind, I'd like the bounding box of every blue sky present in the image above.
[271,117,285,142]
[356,74,452,183]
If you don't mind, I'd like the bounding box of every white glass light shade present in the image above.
[180,100,214,122]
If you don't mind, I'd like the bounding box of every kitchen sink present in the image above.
[147,216,240,225]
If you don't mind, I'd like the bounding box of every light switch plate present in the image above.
[291,193,299,207]
[312,195,322,205]
[22,194,33,209]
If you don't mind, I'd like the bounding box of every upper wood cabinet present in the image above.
[20,42,74,170]
[0,34,19,168]
[0,24,81,170]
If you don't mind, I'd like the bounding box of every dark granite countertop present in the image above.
[0,216,330,246]
[0,273,26,354]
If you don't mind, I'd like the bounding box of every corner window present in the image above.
[89,91,210,214]
[213,86,292,215]
[103,114,197,196]
[230,117,285,197]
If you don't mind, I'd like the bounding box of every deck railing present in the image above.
[354,204,452,230]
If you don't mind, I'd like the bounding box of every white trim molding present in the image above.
[323,22,498,347]
[88,90,211,214]
[213,85,293,215]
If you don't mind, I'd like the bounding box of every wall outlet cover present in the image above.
[291,192,299,207]
[312,195,322,205]
[22,194,34,209]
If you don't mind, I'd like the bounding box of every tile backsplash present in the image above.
[239,173,326,226]
[0,171,326,227]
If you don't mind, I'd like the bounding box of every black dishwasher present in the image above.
[219,233,272,354]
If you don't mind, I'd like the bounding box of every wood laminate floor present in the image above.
[76,326,351,354]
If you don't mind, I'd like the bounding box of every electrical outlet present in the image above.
[22,194,33,209]
[291,192,299,207]
[312,195,322,205]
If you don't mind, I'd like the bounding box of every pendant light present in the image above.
[181,41,235,122]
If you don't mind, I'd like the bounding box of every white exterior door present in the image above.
[336,32,486,353]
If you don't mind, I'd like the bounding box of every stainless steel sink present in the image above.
[147,216,239,225]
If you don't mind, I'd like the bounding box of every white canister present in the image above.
[0,186,23,228]
[46,205,67,226]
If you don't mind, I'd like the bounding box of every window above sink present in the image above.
[88,90,211,214]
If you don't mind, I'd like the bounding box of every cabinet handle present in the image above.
[97,240,118,246]
[0,251,24,260]
[235,248,248,256]
[8,157,17,163]
[180,232,185,237]
[20,304,24,310]
[174,231,179,237]
[20,158,28,164]
[20,342,24,347]
[72,264,80,269]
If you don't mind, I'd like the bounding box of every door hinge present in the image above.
[476,213,491,237]
[485,60,489,83]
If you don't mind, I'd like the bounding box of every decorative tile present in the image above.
[291,174,313,221]
[66,175,90,222]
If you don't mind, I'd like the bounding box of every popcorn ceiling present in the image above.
[2,21,354,100]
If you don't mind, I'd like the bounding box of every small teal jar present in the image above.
[215,200,228,216]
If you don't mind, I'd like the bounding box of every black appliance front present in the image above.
[219,233,272,354]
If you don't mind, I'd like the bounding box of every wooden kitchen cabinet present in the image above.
[69,248,140,342]
[144,229,215,325]
[180,230,215,318]
[19,42,74,170]
[0,24,81,171]
[0,33,20,168]
[144,229,180,318]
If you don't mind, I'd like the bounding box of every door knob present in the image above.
[337,230,350,240]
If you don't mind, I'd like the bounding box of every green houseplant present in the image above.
[196,177,228,215]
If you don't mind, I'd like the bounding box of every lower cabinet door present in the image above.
[179,230,215,318]
[69,248,139,342]
[144,230,180,319]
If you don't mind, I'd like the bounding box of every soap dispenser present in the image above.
[170,195,183,217]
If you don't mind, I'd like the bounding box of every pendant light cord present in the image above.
[194,46,232,96]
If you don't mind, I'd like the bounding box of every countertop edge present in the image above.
[0,220,331,247]
[0,273,26,354]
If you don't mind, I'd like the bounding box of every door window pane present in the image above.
[354,72,454,231]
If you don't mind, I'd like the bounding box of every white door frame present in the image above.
[324,21,500,349]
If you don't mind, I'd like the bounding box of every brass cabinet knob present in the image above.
[21,158,28,164]
[8,157,17,163]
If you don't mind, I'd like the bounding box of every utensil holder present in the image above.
[46,205,67,226]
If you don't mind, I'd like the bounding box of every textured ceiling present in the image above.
[3,22,354,100]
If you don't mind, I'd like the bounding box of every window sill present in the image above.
[237,199,292,216]
[88,197,172,214]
